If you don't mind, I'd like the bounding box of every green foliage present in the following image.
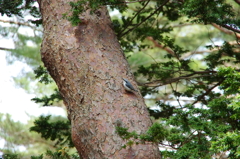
[62,1,86,26]
[218,67,240,95]
[63,0,127,26]
[149,101,174,119]
[2,153,21,159]
[116,126,138,140]
[0,0,23,17]
[0,0,42,25]
[115,126,138,148]
[2,0,240,158]
[31,154,43,159]
[0,113,59,157]
[44,147,80,159]
[3,15,43,94]
[116,123,168,148]
[228,95,240,120]
[205,42,239,68]
[30,115,74,147]
[31,88,62,106]
[34,66,54,84]
[9,32,42,67]
[182,0,235,25]
[211,131,240,159]
[3,148,80,159]
[32,66,62,106]
[140,122,168,142]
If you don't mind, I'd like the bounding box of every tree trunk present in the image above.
[37,0,161,158]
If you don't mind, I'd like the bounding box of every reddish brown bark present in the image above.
[37,0,161,158]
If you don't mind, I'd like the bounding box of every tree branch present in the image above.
[119,0,170,37]
[0,47,13,51]
[212,23,240,39]
[181,41,239,59]
[117,0,151,4]
[0,19,31,27]
[147,36,176,57]
[139,71,217,87]
[221,24,240,34]
[119,0,150,36]
[234,0,240,4]
[0,19,42,31]
[147,34,239,59]
[191,79,225,105]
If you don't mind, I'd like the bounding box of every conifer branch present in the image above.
[119,0,170,37]
[191,79,225,105]
[118,0,150,37]
[140,70,217,87]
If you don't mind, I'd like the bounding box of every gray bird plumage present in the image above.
[122,78,137,92]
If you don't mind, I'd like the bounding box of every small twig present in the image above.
[120,0,170,37]
[144,51,158,64]
[118,0,150,5]
[179,130,197,147]
[140,71,217,87]
[0,19,42,32]
[191,79,225,105]
[170,83,183,108]
[119,0,150,37]
[159,143,178,150]
[0,47,13,51]
[147,36,176,58]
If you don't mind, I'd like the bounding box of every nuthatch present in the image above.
[122,78,137,92]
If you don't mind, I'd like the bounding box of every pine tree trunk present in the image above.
[37,0,161,158]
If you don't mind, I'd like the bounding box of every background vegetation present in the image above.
[0,0,240,158]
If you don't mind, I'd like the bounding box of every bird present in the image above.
[122,78,137,92]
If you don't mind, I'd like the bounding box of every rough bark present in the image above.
[37,0,161,158]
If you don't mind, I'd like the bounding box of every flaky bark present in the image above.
[37,0,160,158]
